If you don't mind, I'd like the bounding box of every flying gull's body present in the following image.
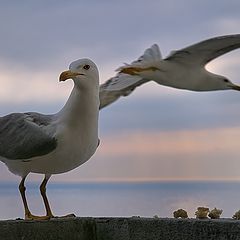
[100,34,240,108]
[0,58,100,220]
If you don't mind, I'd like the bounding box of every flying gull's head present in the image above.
[59,58,99,89]
[210,74,240,91]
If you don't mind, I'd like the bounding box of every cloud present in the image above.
[0,1,239,106]
[0,1,240,183]
[99,90,240,134]
[0,1,239,70]
[212,18,240,35]
[48,126,240,182]
[206,49,240,85]
[0,59,120,111]
[0,66,67,104]
[2,126,239,183]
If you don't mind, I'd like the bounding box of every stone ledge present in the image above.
[1,217,240,240]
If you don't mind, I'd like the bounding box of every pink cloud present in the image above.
[1,126,240,183]
[99,127,240,157]
[85,127,240,181]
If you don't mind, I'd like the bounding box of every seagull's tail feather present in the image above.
[136,43,162,63]
[117,44,162,72]
[99,44,161,109]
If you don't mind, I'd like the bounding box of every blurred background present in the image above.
[0,0,240,219]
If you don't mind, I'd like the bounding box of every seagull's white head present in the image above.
[221,77,240,91]
[59,58,99,89]
[206,73,240,91]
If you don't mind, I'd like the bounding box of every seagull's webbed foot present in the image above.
[119,66,159,75]
[52,213,76,219]
[25,212,76,220]
[25,212,52,221]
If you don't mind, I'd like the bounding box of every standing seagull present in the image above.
[0,58,100,220]
[100,34,240,108]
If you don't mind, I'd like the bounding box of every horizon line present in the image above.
[2,177,240,185]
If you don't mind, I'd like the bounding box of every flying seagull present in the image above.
[100,34,240,108]
[0,58,100,220]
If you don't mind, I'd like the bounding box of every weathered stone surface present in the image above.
[0,217,240,240]
[0,217,96,240]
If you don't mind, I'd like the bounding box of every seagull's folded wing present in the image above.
[0,112,57,160]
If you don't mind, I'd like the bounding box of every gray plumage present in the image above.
[99,75,145,109]
[0,112,57,160]
[165,34,240,64]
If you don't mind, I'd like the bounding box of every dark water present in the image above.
[0,181,240,220]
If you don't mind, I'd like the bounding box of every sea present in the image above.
[0,181,240,220]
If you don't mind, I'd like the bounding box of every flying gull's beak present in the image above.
[231,84,240,91]
[59,70,83,82]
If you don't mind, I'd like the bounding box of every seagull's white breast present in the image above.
[4,86,100,177]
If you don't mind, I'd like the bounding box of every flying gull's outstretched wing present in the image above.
[165,34,240,65]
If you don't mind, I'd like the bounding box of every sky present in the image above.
[0,0,240,183]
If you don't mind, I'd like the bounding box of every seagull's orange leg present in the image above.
[19,176,31,219]
[40,175,54,218]
[19,176,75,220]
[40,175,75,219]
[19,176,50,220]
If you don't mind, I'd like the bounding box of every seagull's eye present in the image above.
[223,79,229,83]
[83,64,90,70]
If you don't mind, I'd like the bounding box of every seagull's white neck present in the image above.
[57,84,100,127]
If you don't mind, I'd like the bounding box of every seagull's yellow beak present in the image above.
[59,70,82,82]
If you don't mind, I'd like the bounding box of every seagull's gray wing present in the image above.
[0,112,57,160]
[99,74,147,109]
[165,34,240,66]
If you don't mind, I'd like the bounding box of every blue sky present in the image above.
[0,1,240,182]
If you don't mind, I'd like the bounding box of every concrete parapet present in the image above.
[0,217,240,240]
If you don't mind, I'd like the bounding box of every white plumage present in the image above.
[100,34,240,109]
[0,58,100,220]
